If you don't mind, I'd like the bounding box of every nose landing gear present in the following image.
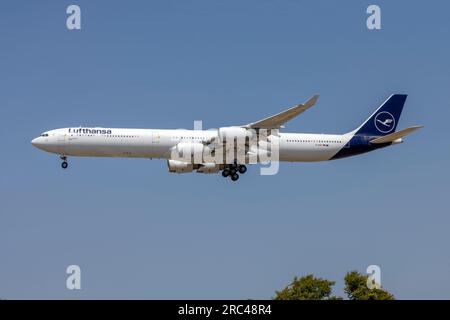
[60,156,68,169]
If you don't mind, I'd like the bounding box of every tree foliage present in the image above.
[273,274,342,300]
[274,271,395,300]
[344,271,395,300]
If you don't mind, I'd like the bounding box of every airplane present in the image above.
[31,94,422,181]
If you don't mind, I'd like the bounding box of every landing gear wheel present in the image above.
[238,165,247,174]
[60,155,68,169]
[222,169,230,177]
[230,173,239,181]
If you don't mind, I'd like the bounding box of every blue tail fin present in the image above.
[354,94,407,136]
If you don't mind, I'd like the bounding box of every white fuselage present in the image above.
[31,127,353,162]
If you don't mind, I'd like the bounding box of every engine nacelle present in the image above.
[218,126,252,143]
[167,159,194,173]
[197,163,221,174]
[173,142,205,163]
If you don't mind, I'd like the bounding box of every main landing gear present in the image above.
[221,163,247,182]
[60,156,68,169]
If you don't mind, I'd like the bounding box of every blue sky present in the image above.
[1,0,449,299]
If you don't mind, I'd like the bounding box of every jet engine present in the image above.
[173,142,206,163]
[167,159,194,173]
[218,127,252,143]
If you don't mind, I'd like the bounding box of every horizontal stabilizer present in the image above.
[370,125,424,144]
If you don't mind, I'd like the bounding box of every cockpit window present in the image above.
[41,133,49,137]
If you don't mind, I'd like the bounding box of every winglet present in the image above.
[303,94,319,109]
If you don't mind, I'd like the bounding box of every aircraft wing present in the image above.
[370,125,424,144]
[243,95,319,129]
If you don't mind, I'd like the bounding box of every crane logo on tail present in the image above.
[374,111,395,133]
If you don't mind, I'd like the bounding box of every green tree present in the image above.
[273,274,342,300]
[344,271,395,300]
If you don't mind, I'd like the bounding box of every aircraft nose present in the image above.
[31,137,41,147]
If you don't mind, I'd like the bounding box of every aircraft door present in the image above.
[57,131,68,154]
[57,133,66,143]
[152,131,160,144]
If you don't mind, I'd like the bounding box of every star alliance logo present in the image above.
[374,111,395,133]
